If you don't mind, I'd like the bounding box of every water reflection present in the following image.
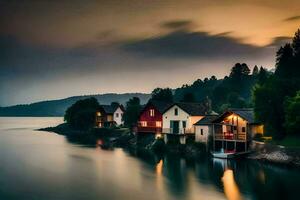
[1,117,300,200]
[222,170,242,200]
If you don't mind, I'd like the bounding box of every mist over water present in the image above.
[0,117,299,200]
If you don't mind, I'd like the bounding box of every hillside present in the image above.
[0,93,150,117]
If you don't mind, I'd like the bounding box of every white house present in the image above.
[194,114,219,145]
[162,103,209,144]
[96,103,125,127]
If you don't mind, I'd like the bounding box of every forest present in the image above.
[125,28,300,139]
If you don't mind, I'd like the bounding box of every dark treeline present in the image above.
[173,63,269,112]
[253,29,300,139]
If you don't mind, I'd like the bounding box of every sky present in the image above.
[1,0,300,106]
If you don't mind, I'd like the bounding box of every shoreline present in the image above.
[39,123,300,168]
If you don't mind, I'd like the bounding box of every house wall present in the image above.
[163,105,189,132]
[162,105,204,134]
[114,107,124,125]
[222,114,248,135]
[195,125,210,143]
[139,104,162,125]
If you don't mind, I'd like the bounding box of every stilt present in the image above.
[234,141,236,151]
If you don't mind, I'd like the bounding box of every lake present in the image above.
[0,117,299,200]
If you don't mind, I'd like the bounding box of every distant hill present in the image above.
[0,93,151,117]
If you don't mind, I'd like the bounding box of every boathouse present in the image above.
[211,108,264,152]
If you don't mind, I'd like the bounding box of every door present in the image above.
[171,120,179,134]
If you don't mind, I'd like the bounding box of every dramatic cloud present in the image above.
[1,0,300,106]
[123,30,272,59]
[269,36,293,47]
[160,20,194,30]
[284,15,300,22]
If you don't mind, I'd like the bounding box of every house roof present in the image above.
[165,102,209,116]
[194,114,219,125]
[101,104,124,114]
[143,100,173,114]
[213,108,257,124]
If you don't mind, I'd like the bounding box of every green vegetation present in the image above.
[273,135,300,148]
[123,97,142,127]
[172,64,268,113]
[253,29,300,139]
[285,91,300,135]
[64,97,100,130]
[150,88,173,103]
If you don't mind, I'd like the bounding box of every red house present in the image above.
[137,100,172,134]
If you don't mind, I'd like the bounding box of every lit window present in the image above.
[156,121,162,127]
[97,112,101,116]
[141,121,147,127]
[174,108,178,116]
[150,109,155,117]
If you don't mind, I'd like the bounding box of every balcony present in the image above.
[162,128,194,134]
[214,131,247,141]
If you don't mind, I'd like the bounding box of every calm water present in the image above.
[0,117,299,200]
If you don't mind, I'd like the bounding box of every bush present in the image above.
[64,97,100,130]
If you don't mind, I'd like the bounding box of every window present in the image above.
[96,112,101,116]
[201,129,203,135]
[233,126,237,130]
[182,121,186,128]
[242,127,246,132]
[141,121,147,127]
[174,108,178,116]
[116,113,119,118]
[156,121,162,127]
[150,109,155,117]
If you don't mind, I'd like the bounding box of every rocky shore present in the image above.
[39,124,300,167]
[248,141,300,167]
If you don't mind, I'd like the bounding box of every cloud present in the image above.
[122,30,273,59]
[269,36,292,47]
[283,15,300,22]
[160,20,193,30]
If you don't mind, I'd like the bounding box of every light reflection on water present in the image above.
[222,170,242,200]
[0,117,299,200]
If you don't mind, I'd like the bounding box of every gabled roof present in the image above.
[194,114,219,125]
[142,100,173,114]
[164,102,209,116]
[213,108,256,124]
[101,104,124,114]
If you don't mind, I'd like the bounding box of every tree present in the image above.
[151,88,173,102]
[64,97,100,130]
[181,92,196,102]
[292,29,300,58]
[284,91,300,135]
[252,65,259,76]
[275,44,293,78]
[230,63,251,78]
[257,67,268,85]
[123,97,142,127]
